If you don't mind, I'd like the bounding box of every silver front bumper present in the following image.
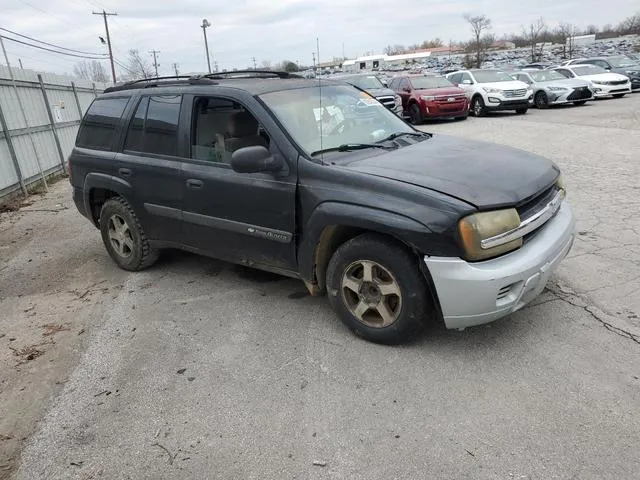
[424,201,575,330]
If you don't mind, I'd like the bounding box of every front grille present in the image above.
[503,88,527,98]
[517,185,561,243]
[435,95,467,103]
[376,95,396,109]
[609,80,627,86]
[567,87,591,100]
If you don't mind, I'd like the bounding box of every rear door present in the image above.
[397,78,411,108]
[180,91,297,272]
[114,94,185,245]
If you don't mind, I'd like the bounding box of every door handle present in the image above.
[186,179,203,189]
[118,168,132,177]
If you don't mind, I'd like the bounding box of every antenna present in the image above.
[317,37,324,165]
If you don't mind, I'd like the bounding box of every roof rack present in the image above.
[104,75,218,93]
[199,70,302,80]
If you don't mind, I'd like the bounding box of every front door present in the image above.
[180,93,297,272]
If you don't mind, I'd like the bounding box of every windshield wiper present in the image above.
[378,131,431,143]
[311,143,395,156]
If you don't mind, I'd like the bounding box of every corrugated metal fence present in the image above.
[0,64,108,200]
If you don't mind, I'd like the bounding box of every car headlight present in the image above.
[482,87,501,94]
[421,95,436,101]
[626,70,639,76]
[556,173,566,199]
[458,209,522,261]
[592,80,605,85]
[394,94,402,106]
[548,86,568,91]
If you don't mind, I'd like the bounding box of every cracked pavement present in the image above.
[2,94,640,480]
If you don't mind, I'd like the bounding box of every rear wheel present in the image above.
[573,100,587,106]
[100,197,159,271]
[409,103,423,125]
[534,91,549,108]
[326,234,431,344]
[471,96,486,117]
[515,107,528,114]
[612,93,626,98]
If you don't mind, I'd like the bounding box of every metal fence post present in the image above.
[0,101,27,195]
[38,74,66,173]
[71,81,84,119]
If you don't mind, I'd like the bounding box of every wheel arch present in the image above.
[83,173,133,227]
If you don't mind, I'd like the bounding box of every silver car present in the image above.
[512,70,593,108]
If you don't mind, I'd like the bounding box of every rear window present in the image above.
[76,97,130,150]
[124,95,182,156]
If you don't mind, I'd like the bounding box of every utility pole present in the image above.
[201,19,212,73]
[149,50,160,77]
[92,10,117,84]
[213,61,218,72]
[312,52,316,71]
[172,63,179,76]
[18,58,23,69]
[252,57,257,69]
[342,42,345,60]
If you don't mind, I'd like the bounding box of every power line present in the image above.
[16,0,78,28]
[0,27,107,56]
[0,35,109,59]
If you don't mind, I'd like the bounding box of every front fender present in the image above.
[298,201,437,282]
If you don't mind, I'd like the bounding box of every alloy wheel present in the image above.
[107,214,134,258]
[341,260,402,328]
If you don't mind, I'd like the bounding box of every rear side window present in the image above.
[76,97,130,150]
[124,95,182,156]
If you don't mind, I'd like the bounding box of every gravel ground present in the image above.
[2,94,639,480]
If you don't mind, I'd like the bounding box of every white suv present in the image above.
[446,69,533,117]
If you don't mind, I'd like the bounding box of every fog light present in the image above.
[488,97,500,103]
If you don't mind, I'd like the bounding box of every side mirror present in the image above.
[381,80,389,87]
[230,146,282,174]
[462,79,472,85]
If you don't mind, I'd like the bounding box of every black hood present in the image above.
[342,134,559,209]
[364,87,397,98]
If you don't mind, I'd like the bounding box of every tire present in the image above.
[612,93,626,98]
[573,101,587,106]
[534,91,549,108]
[99,197,159,271]
[471,96,487,117]
[409,103,423,125]
[515,107,528,114]
[326,233,431,344]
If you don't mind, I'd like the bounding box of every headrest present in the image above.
[228,111,258,138]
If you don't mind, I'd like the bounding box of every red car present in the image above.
[389,75,469,124]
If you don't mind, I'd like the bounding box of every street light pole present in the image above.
[201,19,212,74]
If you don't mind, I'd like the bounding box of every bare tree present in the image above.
[73,60,109,82]
[260,60,272,70]
[121,49,154,81]
[383,44,407,56]
[618,13,640,35]
[421,38,444,49]
[522,17,547,62]
[464,14,492,68]
[556,23,578,59]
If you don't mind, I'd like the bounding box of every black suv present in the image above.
[70,71,575,344]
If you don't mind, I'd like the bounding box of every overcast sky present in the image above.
[0,0,638,78]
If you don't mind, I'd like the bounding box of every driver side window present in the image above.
[190,97,269,164]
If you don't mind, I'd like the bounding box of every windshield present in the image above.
[573,65,606,76]
[410,76,454,89]
[607,56,638,68]
[343,75,384,89]
[260,84,415,155]
[530,70,567,82]
[472,70,515,83]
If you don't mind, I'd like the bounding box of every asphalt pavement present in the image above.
[9,94,640,480]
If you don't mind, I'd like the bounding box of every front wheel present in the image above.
[326,234,431,344]
[100,197,159,271]
[534,91,549,109]
[612,93,626,98]
[515,107,528,114]
[471,96,487,117]
[409,103,423,125]
[573,100,587,106]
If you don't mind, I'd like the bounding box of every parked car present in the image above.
[570,56,640,91]
[553,65,632,98]
[69,71,574,344]
[446,69,533,116]
[512,70,593,108]
[331,73,403,116]
[388,75,469,123]
[521,62,553,70]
